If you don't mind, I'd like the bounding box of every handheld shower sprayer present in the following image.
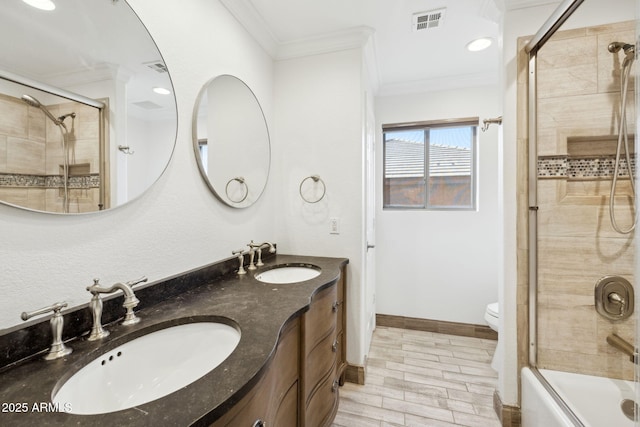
[21,94,62,125]
[21,94,76,214]
[608,41,636,234]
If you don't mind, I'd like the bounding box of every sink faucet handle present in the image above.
[21,301,68,321]
[232,249,247,274]
[125,276,148,287]
[20,302,73,360]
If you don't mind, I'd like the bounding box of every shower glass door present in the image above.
[527,0,638,424]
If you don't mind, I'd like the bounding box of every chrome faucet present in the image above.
[21,301,73,360]
[247,241,276,267]
[606,333,638,364]
[86,276,147,340]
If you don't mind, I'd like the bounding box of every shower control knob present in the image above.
[595,276,634,320]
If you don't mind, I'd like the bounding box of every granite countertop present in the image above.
[0,254,348,426]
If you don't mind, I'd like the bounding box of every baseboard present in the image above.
[344,364,365,385]
[493,390,521,427]
[376,314,498,340]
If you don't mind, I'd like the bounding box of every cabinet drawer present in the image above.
[305,284,338,350]
[305,369,340,427]
[305,328,337,402]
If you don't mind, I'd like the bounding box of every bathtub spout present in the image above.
[606,333,638,364]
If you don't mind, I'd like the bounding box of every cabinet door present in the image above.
[273,381,299,427]
[210,318,300,427]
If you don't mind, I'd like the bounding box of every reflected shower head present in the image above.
[21,94,62,125]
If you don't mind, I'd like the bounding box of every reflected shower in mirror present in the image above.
[0,0,177,214]
[193,75,270,208]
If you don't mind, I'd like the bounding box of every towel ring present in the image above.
[225,177,248,203]
[299,175,326,203]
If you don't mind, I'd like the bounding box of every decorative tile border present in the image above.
[0,173,100,188]
[538,155,636,179]
[537,156,566,178]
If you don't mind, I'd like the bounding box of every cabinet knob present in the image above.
[332,301,341,312]
[332,339,339,352]
[252,420,265,427]
[332,379,339,393]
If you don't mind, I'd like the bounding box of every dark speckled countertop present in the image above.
[0,254,348,426]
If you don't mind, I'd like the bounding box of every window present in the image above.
[383,118,477,210]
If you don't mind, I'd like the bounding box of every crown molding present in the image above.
[219,0,279,57]
[504,0,561,11]
[276,26,375,60]
[377,71,499,97]
[220,0,375,60]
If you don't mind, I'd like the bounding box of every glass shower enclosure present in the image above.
[524,0,638,425]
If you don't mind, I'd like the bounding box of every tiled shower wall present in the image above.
[0,94,101,213]
[528,20,636,380]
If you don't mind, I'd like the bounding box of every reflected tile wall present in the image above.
[0,95,100,212]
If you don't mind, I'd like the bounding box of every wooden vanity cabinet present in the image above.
[209,265,347,427]
[210,317,300,427]
[301,266,347,427]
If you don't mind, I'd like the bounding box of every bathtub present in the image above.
[522,367,637,427]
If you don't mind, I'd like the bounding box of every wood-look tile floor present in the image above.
[332,326,501,427]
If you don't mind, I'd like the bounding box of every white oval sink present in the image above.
[255,266,321,284]
[52,321,240,415]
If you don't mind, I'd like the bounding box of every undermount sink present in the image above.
[254,265,321,284]
[52,320,240,415]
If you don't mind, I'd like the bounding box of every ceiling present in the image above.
[220,0,526,95]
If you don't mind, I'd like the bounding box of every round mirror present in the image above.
[193,75,270,208]
[0,0,177,214]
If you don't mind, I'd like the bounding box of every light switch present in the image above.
[329,217,340,234]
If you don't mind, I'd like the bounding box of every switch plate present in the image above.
[329,217,340,234]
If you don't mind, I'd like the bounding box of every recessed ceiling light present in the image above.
[153,87,171,95]
[466,37,493,52]
[22,0,56,11]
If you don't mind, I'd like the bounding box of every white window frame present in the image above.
[382,117,478,211]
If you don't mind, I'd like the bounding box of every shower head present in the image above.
[21,94,62,125]
[21,94,41,108]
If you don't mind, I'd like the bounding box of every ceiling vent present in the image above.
[412,8,446,32]
[143,60,168,73]
[133,101,163,110]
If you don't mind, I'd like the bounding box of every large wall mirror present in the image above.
[0,0,177,214]
[193,75,270,208]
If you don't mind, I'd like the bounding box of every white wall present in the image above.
[0,0,276,330]
[375,86,501,325]
[273,48,368,365]
[126,117,176,200]
[500,0,634,407]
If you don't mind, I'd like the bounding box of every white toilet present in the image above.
[484,302,500,371]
